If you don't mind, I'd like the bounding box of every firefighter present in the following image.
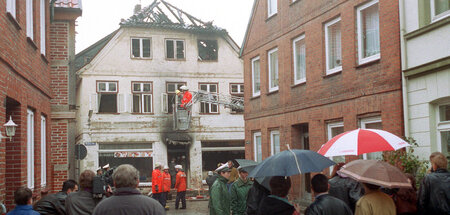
[152,163,163,206]
[174,165,187,209]
[179,86,192,108]
[162,165,171,210]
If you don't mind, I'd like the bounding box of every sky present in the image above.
[75,0,254,54]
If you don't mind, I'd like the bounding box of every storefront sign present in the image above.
[114,151,153,158]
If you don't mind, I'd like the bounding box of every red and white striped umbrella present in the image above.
[318,129,410,157]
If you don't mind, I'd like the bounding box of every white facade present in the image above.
[400,0,450,160]
[75,27,244,188]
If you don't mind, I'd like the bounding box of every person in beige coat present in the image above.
[355,183,396,215]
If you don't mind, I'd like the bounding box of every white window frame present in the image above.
[357,0,380,65]
[327,121,345,171]
[270,130,280,155]
[252,56,261,97]
[230,83,244,95]
[324,17,342,75]
[267,0,277,18]
[133,94,153,113]
[165,39,185,60]
[26,0,34,40]
[40,115,46,187]
[7,0,16,19]
[254,132,262,162]
[97,82,118,93]
[437,103,450,153]
[132,82,152,113]
[130,38,152,59]
[40,0,46,55]
[268,48,279,92]
[199,83,219,114]
[293,35,306,85]
[27,109,35,189]
[360,117,382,160]
[430,0,450,22]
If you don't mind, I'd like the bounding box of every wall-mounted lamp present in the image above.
[1,116,18,141]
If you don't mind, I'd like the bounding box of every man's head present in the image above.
[216,164,231,179]
[14,187,33,205]
[208,171,213,176]
[180,85,188,91]
[113,164,140,189]
[430,152,448,171]
[155,162,161,170]
[362,182,380,191]
[227,160,233,168]
[311,174,329,195]
[269,176,291,197]
[237,167,248,181]
[103,163,110,170]
[79,170,95,189]
[175,165,182,171]
[163,165,169,173]
[62,179,78,194]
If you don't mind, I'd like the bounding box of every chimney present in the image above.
[134,4,141,14]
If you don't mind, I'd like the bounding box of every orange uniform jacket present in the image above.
[162,172,171,192]
[152,169,162,194]
[180,91,192,107]
[175,171,187,192]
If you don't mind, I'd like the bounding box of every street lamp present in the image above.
[1,116,18,141]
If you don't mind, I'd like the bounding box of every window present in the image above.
[6,0,16,19]
[132,82,152,113]
[230,84,244,113]
[431,0,450,21]
[97,81,118,113]
[40,115,46,187]
[252,57,261,97]
[197,40,218,61]
[293,35,306,84]
[268,48,279,92]
[270,130,280,155]
[437,104,450,157]
[40,0,46,54]
[131,38,151,58]
[327,122,345,166]
[324,17,342,75]
[27,109,35,189]
[164,82,185,114]
[360,117,383,160]
[254,132,262,162]
[165,39,185,60]
[26,0,33,39]
[268,0,277,17]
[200,83,218,113]
[357,0,380,64]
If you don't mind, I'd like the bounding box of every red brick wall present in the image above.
[242,0,403,200]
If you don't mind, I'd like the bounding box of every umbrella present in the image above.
[338,159,412,188]
[318,129,410,157]
[235,159,271,191]
[249,149,335,178]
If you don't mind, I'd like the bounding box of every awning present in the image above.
[164,133,191,145]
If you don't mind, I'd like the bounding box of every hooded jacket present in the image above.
[210,175,231,215]
[246,180,270,215]
[231,177,253,215]
[417,168,450,215]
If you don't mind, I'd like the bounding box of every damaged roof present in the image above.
[120,0,227,34]
[53,0,82,9]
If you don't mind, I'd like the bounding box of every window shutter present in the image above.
[129,94,134,113]
[90,94,98,113]
[118,94,124,113]
[162,93,168,113]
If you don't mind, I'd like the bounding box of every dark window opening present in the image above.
[98,94,117,113]
[197,39,218,61]
[166,40,174,59]
[132,39,140,58]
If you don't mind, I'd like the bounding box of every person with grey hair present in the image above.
[92,164,165,215]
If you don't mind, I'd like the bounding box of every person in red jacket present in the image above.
[151,162,163,206]
[161,165,171,210]
[174,165,187,209]
[179,86,192,109]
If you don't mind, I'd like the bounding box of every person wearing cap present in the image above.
[230,166,253,215]
[206,171,217,195]
[96,167,103,176]
[174,165,187,209]
[151,163,163,206]
[210,164,232,215]
[179,85,192,108]
[161,165,171,210]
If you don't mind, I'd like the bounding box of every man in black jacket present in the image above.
[417,152,450,215]
[34,179,78,215]
[305,174,352,215]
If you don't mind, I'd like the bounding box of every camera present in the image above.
[92,168,114,199]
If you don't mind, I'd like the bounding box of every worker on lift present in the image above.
[179,85,192,109]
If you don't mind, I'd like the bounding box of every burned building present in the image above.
[74,0,244,188]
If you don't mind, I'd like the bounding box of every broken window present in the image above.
[166,39,185,60]
[97,81,118,113]
[197,39,218,61]
[166,82,185,113]
[132,82,152,113]
[131,38,151,58]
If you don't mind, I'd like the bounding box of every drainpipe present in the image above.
[399,0,410,138]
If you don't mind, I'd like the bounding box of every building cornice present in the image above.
[403,56,450,77]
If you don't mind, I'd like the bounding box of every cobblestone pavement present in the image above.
[166,200,209,215]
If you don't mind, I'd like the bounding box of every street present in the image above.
[166,200,209,215]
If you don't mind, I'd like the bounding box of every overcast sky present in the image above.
[75,0,254,54]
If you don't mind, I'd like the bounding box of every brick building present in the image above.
[241,0,403,202]
[0,0,80,209]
